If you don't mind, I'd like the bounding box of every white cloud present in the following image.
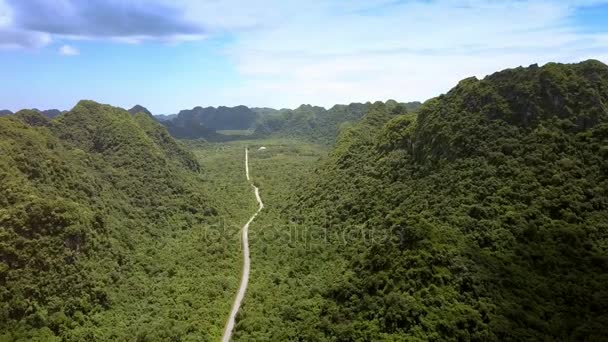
[2,0,207,47]
[0,0,52,49]
[0,0,11,27]
[200,0,608,107]
[59,44,79,56]
[0,28,51,49]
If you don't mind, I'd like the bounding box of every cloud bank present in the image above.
[0,0,205,47]
[210,0,608,107]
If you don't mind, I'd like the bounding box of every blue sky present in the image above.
[1,0,608,113]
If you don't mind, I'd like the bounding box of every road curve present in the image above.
[222,147,264,342]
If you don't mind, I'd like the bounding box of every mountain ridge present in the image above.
[280,59,608,341]
[151,101,421,143]
[0,99,218,340]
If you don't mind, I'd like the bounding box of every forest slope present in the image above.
[283,60,608,340]
[255,101,421,145]
[161,101,421,144]
[0,101,237,341]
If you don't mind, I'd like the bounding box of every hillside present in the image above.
[0,101,233,340]
[40,109,63,119]
[154,114,177,122]
[0,110,14,116]
[165,105,257,139]
[237,60,608,340]
[4,60,606,341]
[160,101,421,144]
[254,101,421,145]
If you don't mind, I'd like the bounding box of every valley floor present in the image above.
[190,138,332,341]
[194,140,349,341]
[222,147,264,342]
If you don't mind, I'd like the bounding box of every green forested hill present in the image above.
[254,103,364,145]
[0,101,232,340]
[163,103,359,142]
[267,60,608,340]
[128,104,157,121]
[160,101,421,144]
[3,60,607,341]
[254,101,421,145]
[165,105,258,139]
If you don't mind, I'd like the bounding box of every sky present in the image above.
[1,0,608,114]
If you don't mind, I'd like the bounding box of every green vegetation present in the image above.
[253,104,362,145]
[128,105,157,121]
[228,140,336,341]
[165,106,258,139]
[0,102,253,341]
[254,101,422,145]
[0,109,63,118]
[232,60,608,341]
[160,101,421,144]
[2,60,607,341]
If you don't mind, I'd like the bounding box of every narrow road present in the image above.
[222,147,264,342]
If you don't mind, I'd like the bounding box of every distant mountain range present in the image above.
[154,114,177,121]
[161,105,258,140]
[0,108,64,118]
[1,101,422,144]
[153,101,422,143]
